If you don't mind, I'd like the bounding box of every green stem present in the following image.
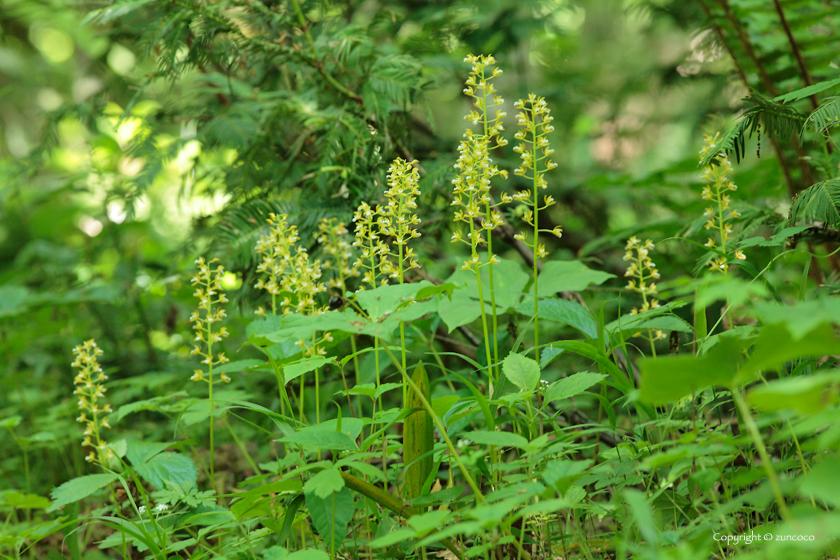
[730,389,791,521]
[379,345,532,560]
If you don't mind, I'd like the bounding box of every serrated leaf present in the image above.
[133,452,197,489]
[304,468,345,498]
[543,372,606,404]
[502,353,540,392]
[517,298,597,339]
[47,474,119,512]
[305,486,353,554]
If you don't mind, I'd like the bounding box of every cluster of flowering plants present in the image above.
[5,50,840,560]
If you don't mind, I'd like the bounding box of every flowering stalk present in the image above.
[190,257,231,491]
[457,53,509,382]
[699,134,746,273]
[281,248,330,425]
[254,213,300,316]
[318,217,362,413]
[72,339,114,464]
[623,237,667,356]
[377,157,422,376]
[353,201,390,427]
[512,94,561,358]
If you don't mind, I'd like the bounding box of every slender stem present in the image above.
[379,344,533,560]
[730,389,791,521]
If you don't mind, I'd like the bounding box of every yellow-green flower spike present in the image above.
[352,201,390,290]
[699,133,744,273]
[317,217,359,292]
[190,257,231,383]
[462,53,508,148]
[378,158,422,281]
[623,237,667,346]
[72,339,114,463]
[254,213,300,314]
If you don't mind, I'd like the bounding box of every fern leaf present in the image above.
[803,97,840,134]
[789,178,840,229]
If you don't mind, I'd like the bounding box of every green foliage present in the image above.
[4,1,840,559]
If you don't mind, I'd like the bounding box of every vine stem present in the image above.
[730,388,791,521]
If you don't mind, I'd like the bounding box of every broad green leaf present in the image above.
[133,451,198,489]
[304,468,345,499]
[517,298,598,339]
[752,298,840,340]
[356,281,433,320]
[283,356,333,383]
[534,260,615,295]
[407,509,451,534]
[543,372,606,404]
[639,336,746,404]
[502,353,540,392]
[279,426,358,451]
[696,277,769,309]
[415,283,457,301]
[464,430,529,449]
[735,323,840,384]
[542,460,589,494]
[231,493,272,520]
[0,285,29,317]
[437,289,482,331]
[748,371,840,414]
[305,486,353,554]
[799,456,840,507]
[540,346,565,368]
[0,492,51,510]
[47,474,119,512]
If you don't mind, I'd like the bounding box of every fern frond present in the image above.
[789,178,840,228]
[700,91,806,167]
[803,97,840,135]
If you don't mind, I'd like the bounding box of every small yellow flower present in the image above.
[699,133,743,273]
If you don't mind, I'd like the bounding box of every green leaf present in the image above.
[213,359,266,374]
[0,491,51,510]
[517,298,598,339]
[283,356,332,383]
[542,460,589,494]
[774,76,840,103]
[622,489,659,546]
[47,474,119,512]
[279,426,359,451]
[502,353,540,392]
[415,283,457,301]
[799,456,840,507]
[305,486,353,554]
[356,281,433,320]
[735,323,840,385]
[748,371,840,414]
[464,430,529,449]
[543,372,606,404]
[751,298,840,340]
[534,260,615,295]
[285,551,331,560]
[696,278,769,309]
[437,289,482,331]
[0,285,29,318]
[304,468,345,499]
[132,451,198,489]
[639,336,746,404]
[789,178,840,230]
